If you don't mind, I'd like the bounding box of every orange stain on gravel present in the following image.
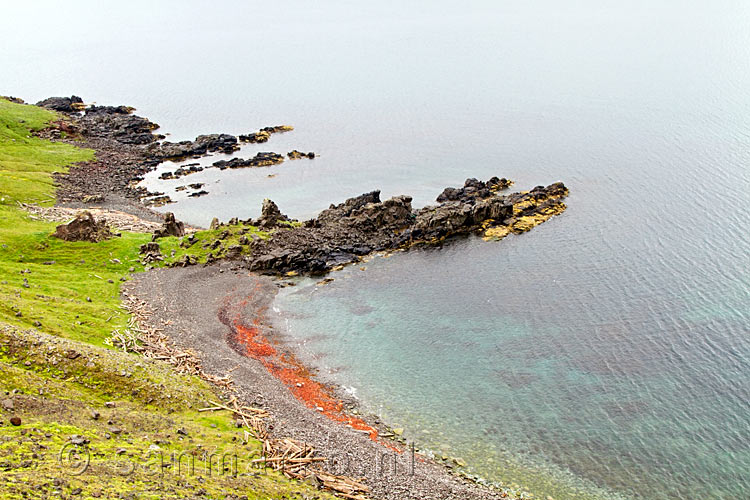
[234,314,380,441]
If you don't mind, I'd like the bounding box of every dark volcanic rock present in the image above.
[159,163,204,180]
[151,133,238,159]
[86,105,134,115]
[52,212,112,242]
[212,152,284,169]
[195,133,238,153]
[139,242,161,255]
[248,181,568,275]
[36,96,84,112]
[238,131,270,143]
[139,242,162,264]
[32,97,295,209]
[255,199,291,228]
[238,126,293,144]
[152,212,185,240]
[143,195,173,207]
[79,105,160,145]
[225,245,243,259]
[315,191,383,225]
[436,177,512,202]
[287,150,315,160]
[261,125,294,134]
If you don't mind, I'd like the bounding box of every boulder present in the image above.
[139,242,161,255]
[315,191,382,225]
[81,194,105,204]
[139,242,162,264]
[225,245,243,259]
[152,212,185,240]
[171,254,197,267]
[52,212,112,242]
[256,199,290,228]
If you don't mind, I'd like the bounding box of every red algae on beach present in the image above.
[227,285,380,441]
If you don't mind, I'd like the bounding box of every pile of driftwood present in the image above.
[118,290,370,499]
[198,399,370,499]
[113,291,233,389]
[22,202,165,233]
[260,437,369,498]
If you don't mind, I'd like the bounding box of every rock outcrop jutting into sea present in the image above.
[35,95,569,276]
[245,179,568,275]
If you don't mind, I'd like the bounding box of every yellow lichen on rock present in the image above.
[485,194,567,239]
[510,201,567,233]
[483,226,511,241]
[489,179,514,191]
[512,198,536,216]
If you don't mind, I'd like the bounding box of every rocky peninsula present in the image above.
[33,95,568,276]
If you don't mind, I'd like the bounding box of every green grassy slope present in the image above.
[0,98,332,500]
[0,99,150,346]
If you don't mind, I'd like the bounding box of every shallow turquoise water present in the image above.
[271,226,749,498]
[3,1,750,498]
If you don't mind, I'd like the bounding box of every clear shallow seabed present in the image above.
[3,1,750,498]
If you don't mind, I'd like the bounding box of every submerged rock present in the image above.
[287,150,315,160]
[238,131,271,143]
[143,195,173,207]
[261,125,294,133]
[159,163,204,180]
[238,125,294,144]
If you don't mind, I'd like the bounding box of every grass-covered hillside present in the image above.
[0,97,333,499]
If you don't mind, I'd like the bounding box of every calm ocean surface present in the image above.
[4,1,749,498]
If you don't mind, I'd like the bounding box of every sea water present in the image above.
[3,1,749,498]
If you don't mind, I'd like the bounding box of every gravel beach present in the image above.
[126,262,509,500]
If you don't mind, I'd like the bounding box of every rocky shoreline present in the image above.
[28,95,569,499]
[32,95,308,209]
